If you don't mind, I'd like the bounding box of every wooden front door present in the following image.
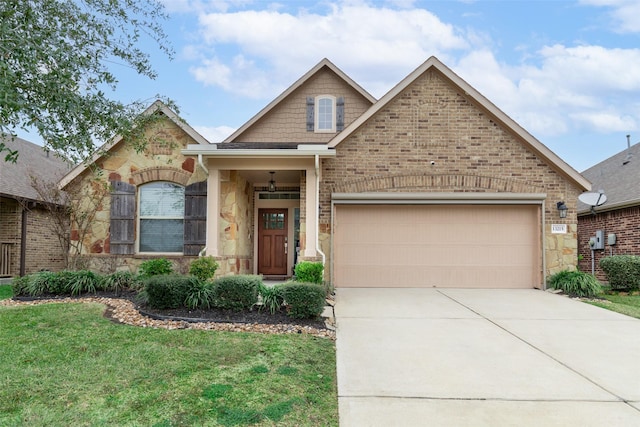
[258,209,288,276]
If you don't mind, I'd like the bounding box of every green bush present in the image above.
[600,255,640,290]
[139,258,174,278]
[102,271,142,293]
[212,275,261,311]
[258,284,285,314]
[144,274,194,309]
[185,279,214,309]
[547,270,602,297]
[281,282,326,319]
[11,270,104,296]
[11,275,32,296]
[294,261,324,284]
[65,270,102,295]
[189,256,219,282]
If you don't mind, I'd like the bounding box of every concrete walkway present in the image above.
[335,288,640,426]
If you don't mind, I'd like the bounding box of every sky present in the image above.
[19,0,640,172]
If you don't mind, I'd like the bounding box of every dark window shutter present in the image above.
[306,97,315,131]
[184,181,207,256]
[110,181,135,255]
[336,96,345,131]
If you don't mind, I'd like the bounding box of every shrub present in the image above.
[139,258,174,278]
[258,284,285,314]
[294,261,324,284]
[102,271,142,294]
[11,275,32,296]
[26,271,60,296]
[145,274,193,309]
[212,275,261,311]
[281,282,326,319]
[185,279,214,309]
[65,270,102,295]
[547,270,602,297]
[189,256,219,282]
[600,255,640,290]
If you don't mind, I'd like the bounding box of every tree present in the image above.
[0,0,174,163]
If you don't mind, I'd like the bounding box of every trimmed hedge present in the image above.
[294,261,324,284]
[600,255,640,290]
[547,270,602,297]
[212,275,261,311]
[145,274,198,309]
[282,282,326,319]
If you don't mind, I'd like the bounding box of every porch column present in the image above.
[206,168,220,256]
[304,166,318,257]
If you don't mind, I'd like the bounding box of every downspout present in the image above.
[315,155,326,266]
[20,207,27,276]
[198,154,208,257]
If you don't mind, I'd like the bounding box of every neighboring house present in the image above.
[0,137,70,277]
[59,57,590,288]
[577,140,640,280]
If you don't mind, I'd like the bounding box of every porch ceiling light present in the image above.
[556,201,568,218]
[269,171,276,192]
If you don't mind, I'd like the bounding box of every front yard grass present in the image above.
[0,302,337,426]
[0,284,12,300]
[586,291,640,320]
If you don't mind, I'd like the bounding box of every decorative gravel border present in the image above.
[0,297,336,340]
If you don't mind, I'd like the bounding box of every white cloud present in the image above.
[189,2,469,98]
[194,125,236,142]
[580,0,640,33]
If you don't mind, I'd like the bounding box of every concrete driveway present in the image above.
[335,288,640,426]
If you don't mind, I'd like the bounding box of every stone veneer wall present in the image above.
[218,171,253,276]
[318,69,583,282]
[578,206,640,281]
[67,116,207,274]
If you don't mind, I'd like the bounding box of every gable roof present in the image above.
[59,100,208,189]
[0,136,71,202]
[578,141,640,214]
[223,58,376,143]
[328,56,591,192]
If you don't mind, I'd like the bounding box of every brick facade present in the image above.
[319,69,583,280]
[578,206,640,280]
[0,197,66,276]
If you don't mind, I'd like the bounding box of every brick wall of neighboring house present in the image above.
[0,197,21,276]
[231,67,372,144]
[578,206,640,281]
[67,116,208,274]
[24,206,67,273]
[319,68,583,279]
[0,197,66,276]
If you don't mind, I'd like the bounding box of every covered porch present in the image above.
[183,144,334,278]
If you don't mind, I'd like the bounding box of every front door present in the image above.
[258,209,288,276]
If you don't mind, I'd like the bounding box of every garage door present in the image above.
[334,204,540,288]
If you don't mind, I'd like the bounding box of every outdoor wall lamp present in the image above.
[556,201,568,218]
[268,171,276,192]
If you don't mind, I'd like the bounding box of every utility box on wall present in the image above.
[593,230,605,250]
[608,233,617,246]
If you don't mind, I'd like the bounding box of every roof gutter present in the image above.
[182,145,336,158]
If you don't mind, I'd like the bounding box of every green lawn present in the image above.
[0,301,338,426]
[0,284,12,300]
[587,291,640,320]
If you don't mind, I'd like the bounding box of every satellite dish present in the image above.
[579,192,607,207]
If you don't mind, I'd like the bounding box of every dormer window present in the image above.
[306,96,345,133]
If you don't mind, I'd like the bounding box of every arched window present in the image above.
[315,95,336,132]
[138,181,184,253]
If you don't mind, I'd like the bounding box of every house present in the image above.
[0,137,70,278]
[59,57,590,288]
[577,139,640,280]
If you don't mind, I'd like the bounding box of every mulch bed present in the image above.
[4,291,335,339]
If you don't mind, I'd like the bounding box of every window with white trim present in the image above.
[138,181,184,253]
[315,95,336,132]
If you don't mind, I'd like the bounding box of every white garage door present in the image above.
[333,204,540,288]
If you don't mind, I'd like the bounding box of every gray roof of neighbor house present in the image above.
[578,141,640,214]
[0,136,71,203]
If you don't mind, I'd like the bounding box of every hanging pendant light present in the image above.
[268,171,276,192]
